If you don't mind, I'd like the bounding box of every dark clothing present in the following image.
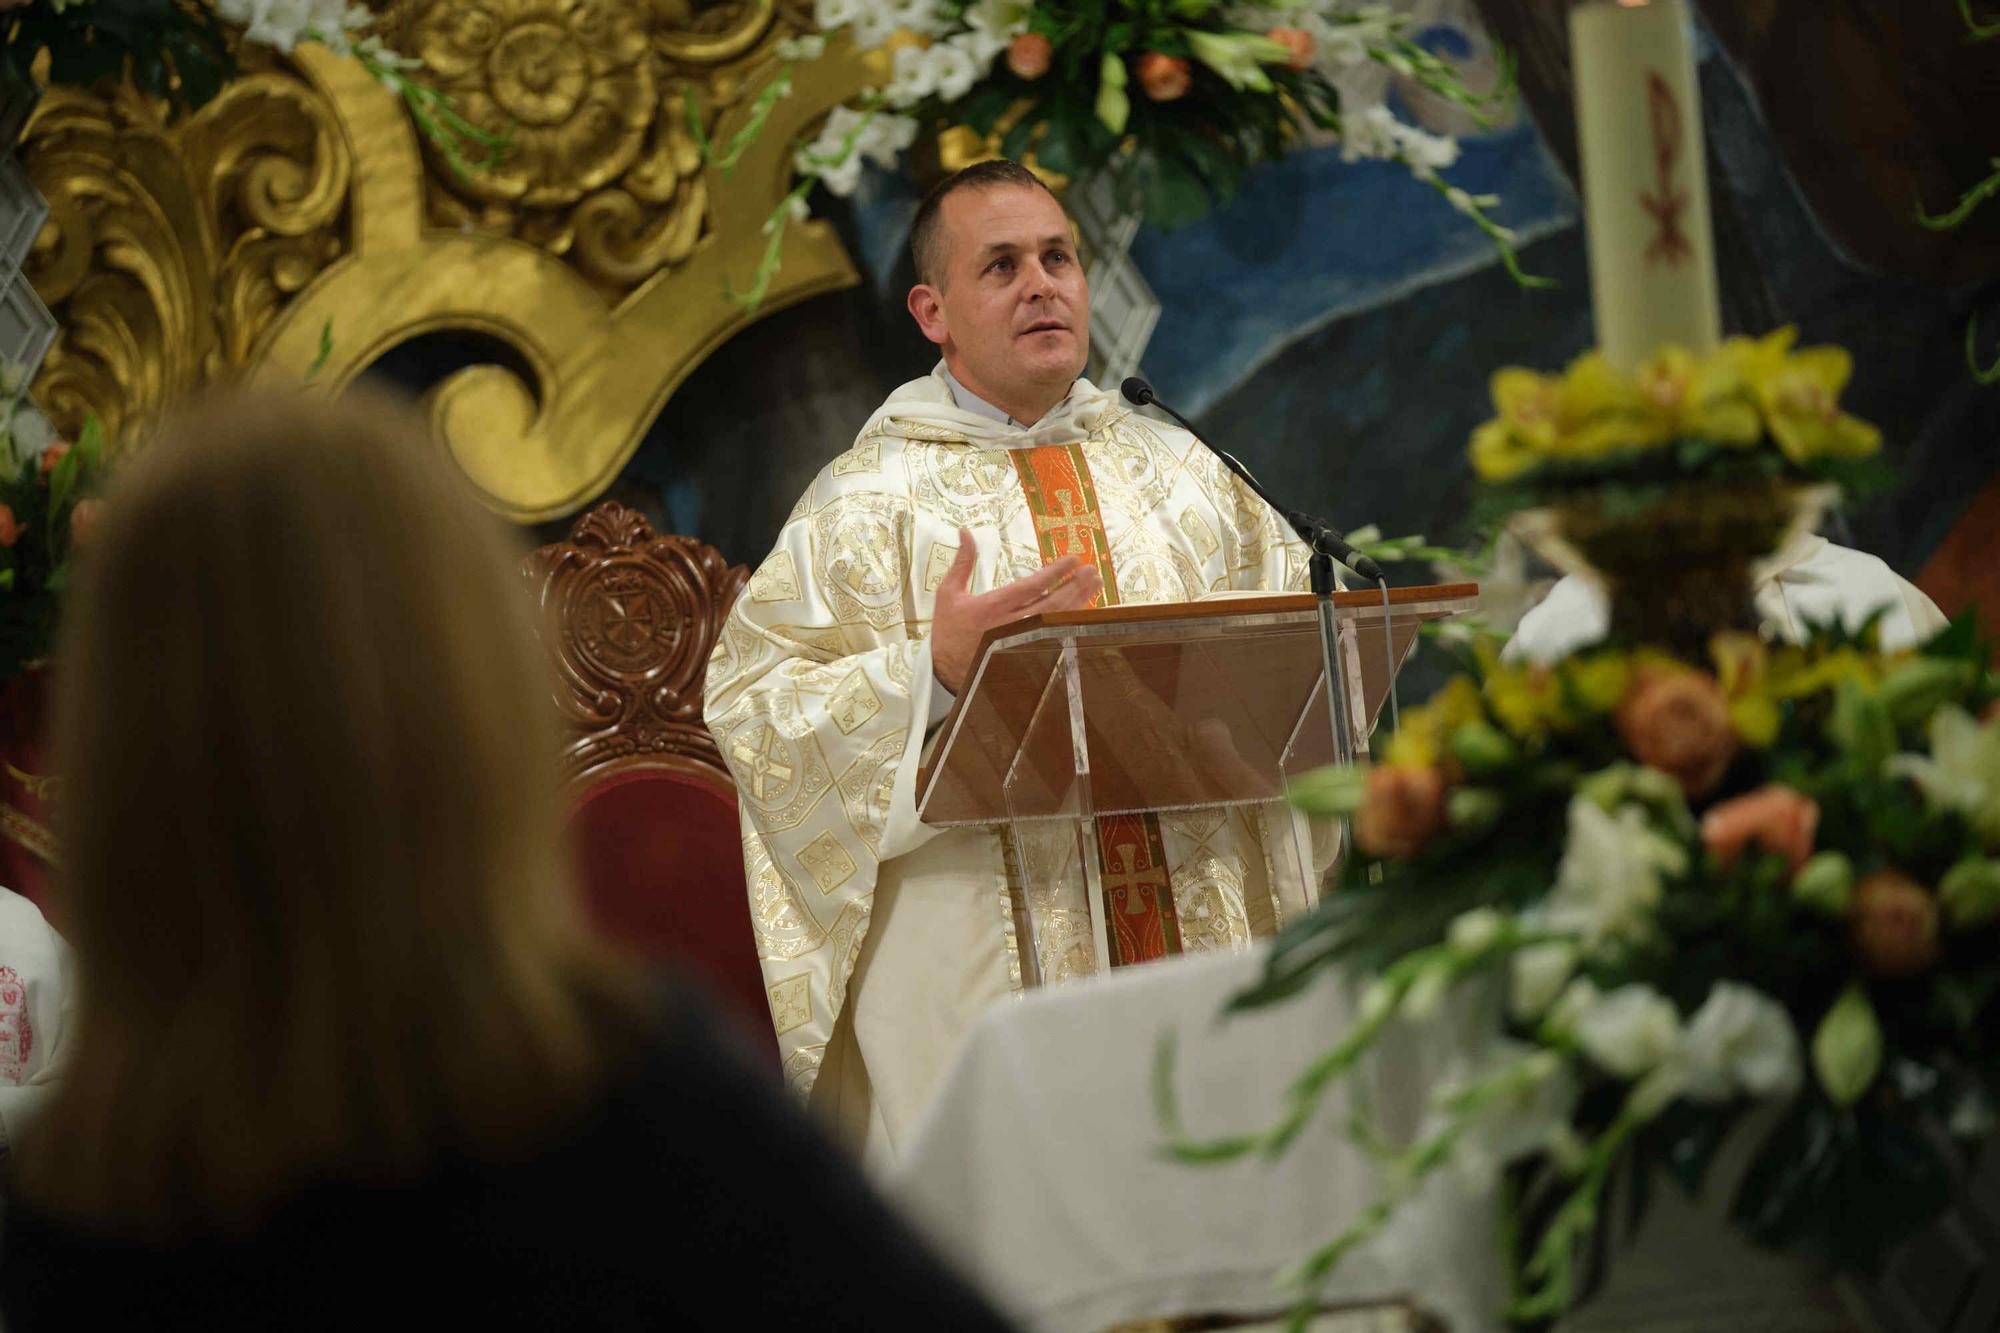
[0,986,1015,1331]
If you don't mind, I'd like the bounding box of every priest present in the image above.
[704,160,1316,1162]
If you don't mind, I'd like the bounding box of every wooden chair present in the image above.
[523,502,774,1064]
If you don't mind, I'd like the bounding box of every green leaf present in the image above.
[1094,53,1130,136]
[1940,855,2000,929]
[1877,657,1976,729]
[303,320,335,384]
[1828,682,1895,775]
[47,443,79,527]
[1812,984,1883,1107]
[75,414,103,473]
[1284,763,1366,816]
[1792,850,1854,916]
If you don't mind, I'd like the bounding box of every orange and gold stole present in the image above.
[1009,444,1180,966]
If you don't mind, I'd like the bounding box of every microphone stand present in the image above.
[1118,380,1377,772]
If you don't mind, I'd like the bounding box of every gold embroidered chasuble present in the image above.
[704,369,1314,1160]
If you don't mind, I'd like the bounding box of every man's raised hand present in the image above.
[929,526,1102,693]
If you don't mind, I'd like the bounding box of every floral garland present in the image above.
[1164,615,2000,1322]
[1468,327,1884,502]
[702,0,1541,308]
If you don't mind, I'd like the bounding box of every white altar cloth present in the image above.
[892,945,1507,1332]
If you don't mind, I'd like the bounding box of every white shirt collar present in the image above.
[937,362,1019,427]
[938,361,1079,431]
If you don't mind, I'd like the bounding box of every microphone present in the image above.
[1119,377,1384,583]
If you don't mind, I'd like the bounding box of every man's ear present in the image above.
[907,283,949,347]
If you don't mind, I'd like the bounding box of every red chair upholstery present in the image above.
[523,503,774,1064]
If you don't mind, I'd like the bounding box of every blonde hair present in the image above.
[24,386,638,1233]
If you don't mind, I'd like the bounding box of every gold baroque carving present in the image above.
[374,0,802,293]
[23,50,352,452]
[24,11,870,521]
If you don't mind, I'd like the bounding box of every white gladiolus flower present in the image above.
[1574,984,1682,1080]
[926,41,979,101]
[887,0,948,37]
[215,0,369,53]
[848,5,900,51]
[1360,978,1395,1025]
[1544,798,1686,953]
[776,34,828,60]
[1401,962,1452,1024]
[885,44,941,106]
[857,111,918,167]
[1678,982,1803,1103]
[1447,907,1505,957]
[1508,939,1578,1021]
[815,0,861,29]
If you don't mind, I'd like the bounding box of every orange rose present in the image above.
[68,498,102,546]
[1850,869,1939,979]
[1615,667,1738,798]
[37,441,67,476]
[0,504,20,549]
[1701,785,1819,875]
[1006,32,1052,80]
[1268,27,1314,70]
[1354,765,1447,860]
[1136,52,1192,102]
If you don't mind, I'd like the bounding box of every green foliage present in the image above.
[3,0,237,121]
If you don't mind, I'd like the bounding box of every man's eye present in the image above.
[1047,250,1069,266]
[988,257,1014,274]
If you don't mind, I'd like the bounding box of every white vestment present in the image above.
[704,368,1313,1164]
[1508,533,1949,663]
[0,887,73,1148]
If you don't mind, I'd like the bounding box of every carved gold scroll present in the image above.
[19,2,873,521]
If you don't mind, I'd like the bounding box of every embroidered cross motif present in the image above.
[731,726,795,801]
[1102,841,1161,916]
[1035,487,1097,559]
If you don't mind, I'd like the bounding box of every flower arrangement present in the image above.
[0,0,505,175]
[702,0,1541,308]
[1468,326,1884,497]
[0,369,101,676]
[1466,327,1894,659]
[1161,613,2000,1325]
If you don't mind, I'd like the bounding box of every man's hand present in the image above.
[930,526,1102,694]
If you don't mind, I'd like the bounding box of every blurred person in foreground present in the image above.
[0,388,1016,1331]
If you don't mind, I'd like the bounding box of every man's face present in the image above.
[907,184,1090,415]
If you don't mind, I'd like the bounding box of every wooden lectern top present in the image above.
[915,583,1477,827]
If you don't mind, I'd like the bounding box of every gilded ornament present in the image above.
[22,12,872,522]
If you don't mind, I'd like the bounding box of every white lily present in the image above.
[1544,797,1687,954]
[1890,705,2000,844]
[1678,982,1802,1103]
[1573,984,1682,1080]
